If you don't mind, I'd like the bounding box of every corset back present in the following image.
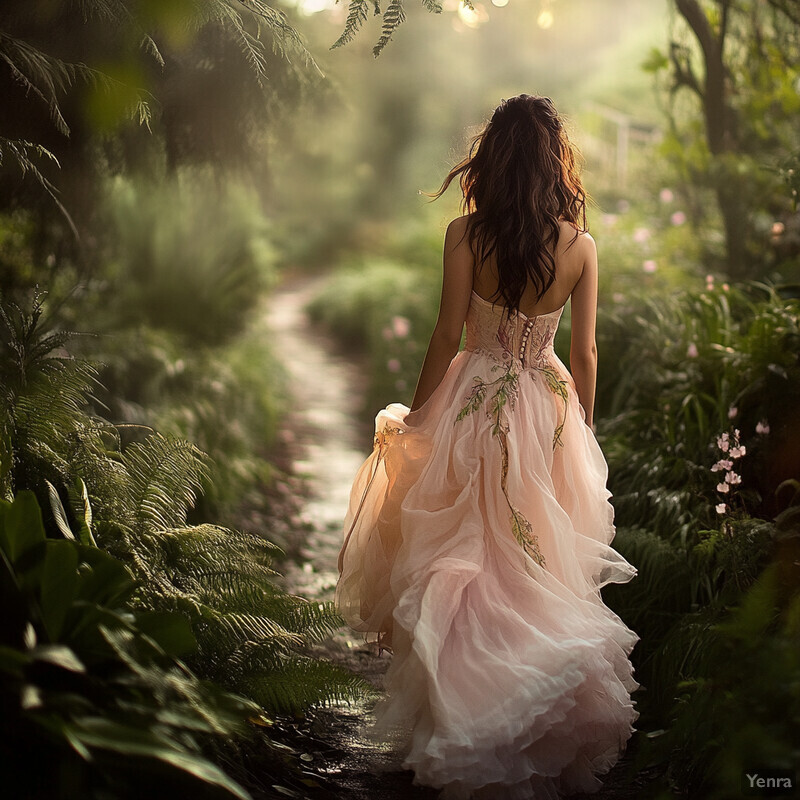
[465,291,564,368]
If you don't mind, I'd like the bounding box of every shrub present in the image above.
[0,490,257,800]
[0,291,369,736]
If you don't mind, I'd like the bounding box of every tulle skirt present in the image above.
[336,347,640,799]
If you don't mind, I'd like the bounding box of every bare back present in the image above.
[471,219,588,318]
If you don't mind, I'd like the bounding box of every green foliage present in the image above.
[777,148,800,211]
[102,172,277,346]
[332,0,444,56]
[373,0,407,57]
[0,0,320,176]
[655,0,800,278]
[1,290,370,722]
[641,551,800,799]
[331,0,371,50]
[0,489,257,800]
[91,320,285,519]
[597,280,800,540]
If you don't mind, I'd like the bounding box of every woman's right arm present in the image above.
[569,234,599,431]
[409,216,473,413]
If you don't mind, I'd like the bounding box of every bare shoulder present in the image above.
[445,214,472,249]
[558,221,595,253]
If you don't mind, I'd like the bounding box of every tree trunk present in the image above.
[675,0,749,277]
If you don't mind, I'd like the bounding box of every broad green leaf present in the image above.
[0,490,46,563]
[135,611,197,658]
[32,644,85,673]
[41,540,79,640]
[70,477,97,547]
[68,719,252,799]
[74,546,135,608]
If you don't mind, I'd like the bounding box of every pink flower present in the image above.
[771,221,785,236]
[711,459,733,472]
[756,419,770,435]
[716,482,730,493]
[670,210,687,226]
[725,471,742,485]
[729,445,746,458]
[643,260,657,273]
[687,342,699,358]
[633,227,651,243]
[717,434,730,452]
[392,315,411,338]
[387,358,401,373]
[728,406,738,419]
[716,502,727,514]
[659,188,674,203]
[722,283,730,292]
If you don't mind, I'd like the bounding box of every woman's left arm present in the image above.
[409,216,474,413]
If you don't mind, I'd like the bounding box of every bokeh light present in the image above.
[537,9,554,28]
[458,2,489,28]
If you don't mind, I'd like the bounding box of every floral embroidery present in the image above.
[456,359,546,568]
[374,425,404,453]
[455,315,571,567]
[538,366,569,449]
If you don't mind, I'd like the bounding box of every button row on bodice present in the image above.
[465,294,563,369]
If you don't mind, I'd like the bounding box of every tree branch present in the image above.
[669,42,704,99]
[764,0,800,27]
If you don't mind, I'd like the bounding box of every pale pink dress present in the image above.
[335,289,640,799]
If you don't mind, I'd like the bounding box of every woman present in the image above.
[336,94,640,799]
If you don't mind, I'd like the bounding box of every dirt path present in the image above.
[265,277,660,800]
[265,276,438,799]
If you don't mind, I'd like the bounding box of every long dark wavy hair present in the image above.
[427,94,587,314]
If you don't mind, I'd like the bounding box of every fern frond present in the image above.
[422,0,443,12]
[207,2,270,87]
[240,657,373,714]
[241,0,322,73]
[0,30,156,134]
[373,0,406,56]
[0,32,76,136]
[15,362,101,438]
[0,137,60,177]
[602,526,692,628]
[70,0,167,67]
[121,433,211,531]
[282,598,343,641]
[331,0,370,49]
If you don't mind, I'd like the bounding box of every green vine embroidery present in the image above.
[538,365,569,449]
[456,361,546,568]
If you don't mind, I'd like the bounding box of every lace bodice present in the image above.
[465,291,565,369]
